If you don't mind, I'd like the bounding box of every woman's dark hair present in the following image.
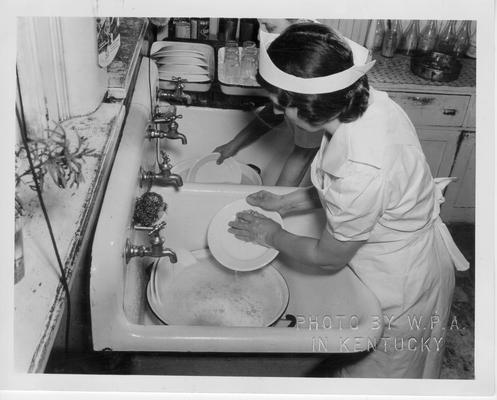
[256,22,370,125]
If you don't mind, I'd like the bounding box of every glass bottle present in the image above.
[371,19,385,52]
[398,20,420,56]
[381,19,399,57]
[218,18,238,42]
[417,20,438,55]
[452,20,471,58]
[436,20,458,54]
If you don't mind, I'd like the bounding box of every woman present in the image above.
[214,19,323,186]
[227,23,469,378]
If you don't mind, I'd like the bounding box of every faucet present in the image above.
[146,122,187,144]
[156,78,192,105]
[139,150,183,189]
[147,105,187,144]
[125,221,177,264]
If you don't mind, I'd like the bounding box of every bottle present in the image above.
[168,18,178,39]
[381,19,399,57]
[436,20,457,54]
[371,19,385,52]
[197,18,210,40]
[452,20,471,58]
[239,18,259,43]
[398,20,419,56]
[190,17,198,39]
[218,18,238,42]
[466,23,476,58]
[417,20,438,55]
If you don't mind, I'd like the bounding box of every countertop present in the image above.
[14,17,148,373]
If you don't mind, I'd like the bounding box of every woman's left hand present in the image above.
[228,210,282,248]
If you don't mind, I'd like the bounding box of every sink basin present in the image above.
[90,57,383,354]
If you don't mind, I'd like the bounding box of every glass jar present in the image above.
[241,46,258,83]
[417,20,438,55]
[175,18,191,39]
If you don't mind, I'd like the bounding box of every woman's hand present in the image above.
[228,210,282,248]
[246,190,284,215]
[213,142,239,164]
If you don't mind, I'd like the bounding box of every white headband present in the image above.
[259,28,376,94]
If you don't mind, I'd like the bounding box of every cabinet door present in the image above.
[440,131,475,223]
[417,128,460,178]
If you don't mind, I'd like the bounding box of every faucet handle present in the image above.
[159,150,172,170]
[149,221,167,237]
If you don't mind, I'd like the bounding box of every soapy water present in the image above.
[151,255,288,327]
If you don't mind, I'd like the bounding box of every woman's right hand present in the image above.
[213,142,239,164]
[246,190,284,215]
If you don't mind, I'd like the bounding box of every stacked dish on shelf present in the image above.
[150,41,215,92]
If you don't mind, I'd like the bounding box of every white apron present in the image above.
[309,89,469,378]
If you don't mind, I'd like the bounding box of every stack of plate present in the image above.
[147,249,289,327]
[151,41,215,92]
[171,153,263,185]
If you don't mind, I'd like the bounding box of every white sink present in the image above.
[90,58,383,354]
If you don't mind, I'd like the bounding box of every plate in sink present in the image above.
[207,199,283,271]
[147,249,289,327]
[187,153,242,184]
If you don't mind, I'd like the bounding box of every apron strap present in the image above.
[435,218,470,271]
[433,177,470,272]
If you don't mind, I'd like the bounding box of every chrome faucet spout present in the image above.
[161,248,177,263]
[125,222,177,264]
[164,132,187,144]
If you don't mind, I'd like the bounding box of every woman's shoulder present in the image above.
[339,88,420,169]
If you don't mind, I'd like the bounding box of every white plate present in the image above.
[153,49,207,59]
[158,64,209,75]
[172,157,262,185]
[155,56,209,68]
[239,164,263,185]
[147,249,289,327]
[207,199,283,271]
[186,153,242,184]
[158,72,210,83]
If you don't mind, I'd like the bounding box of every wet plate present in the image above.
[186,153,242,184]
[208,199,283,271]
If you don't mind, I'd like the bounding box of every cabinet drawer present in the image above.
[388,92,470,127]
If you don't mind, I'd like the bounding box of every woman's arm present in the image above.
[229,211,365,271]
[247,186,322,216]
[214,104,284,164]
[271,226,365,271]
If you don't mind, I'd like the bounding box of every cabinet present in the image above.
[440,131,476,223]
[369,53,475,222]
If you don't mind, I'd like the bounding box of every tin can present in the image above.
[198,18,210,40]
[175,19,191,39]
